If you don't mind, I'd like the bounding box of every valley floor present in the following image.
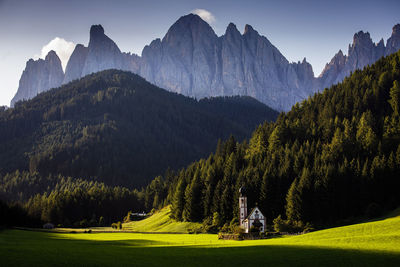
[1,214,400,266]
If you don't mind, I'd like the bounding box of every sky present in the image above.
[0,0,399,106]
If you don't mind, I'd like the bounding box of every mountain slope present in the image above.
[141,50,400,227]
[0,70,278,188]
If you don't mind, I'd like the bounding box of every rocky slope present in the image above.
[11,51,64,107]
[11,15,400,111]
[317,26,400,90]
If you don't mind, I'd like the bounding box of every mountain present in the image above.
[140,50,400,228]
[318,29,392,90]
[11,51,64,107]
[0,70,278,188]
[10,15,400,111]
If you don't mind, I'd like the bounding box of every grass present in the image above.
[1,211,400,266]
[122,206,203,233]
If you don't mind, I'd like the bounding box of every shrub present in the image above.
[79,219,89,228]
[273,215,287,232]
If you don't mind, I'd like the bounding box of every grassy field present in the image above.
[1,213,400,266]
[123,206,203,233]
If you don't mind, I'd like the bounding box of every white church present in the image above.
[239,187,266,233]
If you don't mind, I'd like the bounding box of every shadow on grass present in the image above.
[1,230,400,267]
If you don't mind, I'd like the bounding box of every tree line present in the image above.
[142,50,400,230]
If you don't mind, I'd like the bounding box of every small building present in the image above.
[239,187,266,233]
[43,223,54,229]
[129,212,147,221]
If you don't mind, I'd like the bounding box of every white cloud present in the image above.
[191,9,216,25]
[34,37,75,71]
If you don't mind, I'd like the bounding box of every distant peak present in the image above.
[225,22,240,35]
[45,50,59,60]
[150,38,161,45]
[176,13,205,25]
[90,24,105,37]
[227,22,237,30]
[353,30,372,45]
[393,24,400,35]
[244,24,257,35]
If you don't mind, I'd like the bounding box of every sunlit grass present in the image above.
[1,212,400,266]
[122,206,203,233]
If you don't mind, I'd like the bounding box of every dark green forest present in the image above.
[0,70,277,188]
[142,50,400,230]
[0,171,142,227]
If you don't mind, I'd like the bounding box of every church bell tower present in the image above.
[239,187,247,228]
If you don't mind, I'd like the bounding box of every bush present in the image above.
[220,223,230,233]
[273,215,287,232]
[79,219,89,228]
[273,215,307,233]
[212,212,222,227]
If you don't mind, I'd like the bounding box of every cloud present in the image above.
[34,37,75,71]
[191,9,216,25]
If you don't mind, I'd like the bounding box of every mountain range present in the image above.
[11,14,400,111]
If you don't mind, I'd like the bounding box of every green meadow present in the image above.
[122,206,203,233]
[1,212,400,266]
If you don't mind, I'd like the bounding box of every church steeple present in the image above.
[239,187,248,228]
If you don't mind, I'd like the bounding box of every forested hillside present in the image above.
[0,171,142,227]
[142,50,400,230]
[0,70,278,188]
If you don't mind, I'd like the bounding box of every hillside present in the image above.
[0,70,278,188]
[1,211,400,266]
[140,50,400,228]
[123,206,202,233]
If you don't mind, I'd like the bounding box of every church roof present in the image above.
[244,206,264,220]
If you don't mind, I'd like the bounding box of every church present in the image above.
[239,187,266,233]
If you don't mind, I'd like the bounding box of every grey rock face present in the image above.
[139,15,314,111]
[386,24,400,56]
[63,44,88,84]
[81,25,124,76]
[140,14,220,98]
[11,51,64,106]
[317,28,400,92]
[318,50,347,89]
[11,16,400,111]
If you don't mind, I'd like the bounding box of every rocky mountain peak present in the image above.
[45,50,60,62]
[392,24,400,36]
[352,31,373,48]
[11,50,64,107]
[386,24,400,56]
[63,44,89,84]
[226,23,240,35]
[244,24,257,35]
[164,13,216,42]
[81,24,123,76]
[90,24,105,38]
